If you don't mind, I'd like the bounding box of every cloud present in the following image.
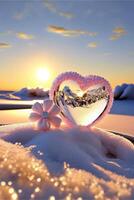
[47,25,97,37]
[44,1,74,19]
[16,32,34,40]
[110,34,120,41]
[0,42,11,48]
[113,27,126,34]
[44,1,57,12]
[0,31,34,41]
[59,12,74,19]
[88,42,98,48]
[14,2,33,20]
[110,27,126,40]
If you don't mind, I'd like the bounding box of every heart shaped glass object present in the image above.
[50,72,113,128]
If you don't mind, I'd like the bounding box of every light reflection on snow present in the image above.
[0,139,134,199]
[0,108,134,136]
[0,100,134,199]
[0,109,30,124]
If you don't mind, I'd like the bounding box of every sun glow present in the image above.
[37,68,50,82]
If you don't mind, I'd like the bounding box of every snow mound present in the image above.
[114,84,134,100]
[0,88,49,100]
[1,123,134,199]
[13,87,49,99]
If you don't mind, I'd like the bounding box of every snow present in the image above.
[120,84,134,99]
[0,87,49,100]
[110,100,134,116]
[0,85,134,198]
[13,87,49,99]
[114,84,134,100]
[0,123,134,199]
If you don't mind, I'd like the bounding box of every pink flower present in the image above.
[29,100,61,131]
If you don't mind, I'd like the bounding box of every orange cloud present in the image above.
[16,32,34,40]
[88,42,98,48]
[113,27,126,34]
[0,42,11,48]
[47,25,97,37]
[110,27,127,40]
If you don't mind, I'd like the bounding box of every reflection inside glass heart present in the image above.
[53,80,109,126]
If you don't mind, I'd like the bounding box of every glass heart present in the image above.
[50,72,113,128]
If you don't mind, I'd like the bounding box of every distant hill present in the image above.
[114,84,134,100]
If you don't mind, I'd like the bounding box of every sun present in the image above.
[37,68,50,82]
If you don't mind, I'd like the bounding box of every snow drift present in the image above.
[13,87,49,99]
[114,84,134,100]
[0,87,49,100]
[0,123,134,199]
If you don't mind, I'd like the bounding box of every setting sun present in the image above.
[36,68,50,82]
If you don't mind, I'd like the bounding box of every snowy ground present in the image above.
[0,124,134,199]
[0,99,134,135]
[0,88,49,101]
[0,91,134,199]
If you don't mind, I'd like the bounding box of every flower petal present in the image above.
[37,118,50,131]
[43,100,53,112]
[49,104,60,116]
[49,116,61,128]
[29,112,41,122]
[32,102,43,114]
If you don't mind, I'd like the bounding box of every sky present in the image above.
[0,0,134,90]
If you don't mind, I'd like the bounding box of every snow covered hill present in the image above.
[0,87,49,100]
[114,84,134,100]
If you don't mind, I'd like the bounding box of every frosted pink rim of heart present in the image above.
[50,71,113,128]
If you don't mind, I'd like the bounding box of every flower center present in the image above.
[42,111,49,118]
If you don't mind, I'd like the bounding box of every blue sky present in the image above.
[0,0,134,90]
